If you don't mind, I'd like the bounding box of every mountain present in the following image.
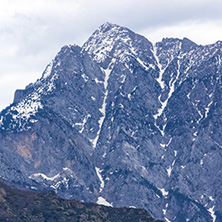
[0,22,222,222]
[0,180,163,222]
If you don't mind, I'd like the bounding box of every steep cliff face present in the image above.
[0,23,221,222]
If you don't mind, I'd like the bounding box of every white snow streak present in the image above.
[154,59,180,120]
[91,68,111,148]
[165,217,172,222]
[152,45,165,89]
[0,116,3,126]
[205,101,213,118]
[95,167,105,193]
[95,167,113,207]
[160,138,172,149]
[29,173,60,181]
[167,166,173,177]
[208,206,216,222]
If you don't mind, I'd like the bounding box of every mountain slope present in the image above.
[0,23,221,222]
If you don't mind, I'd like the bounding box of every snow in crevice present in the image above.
[208,206,216,222]
[95,167,113,207]
[165,217,172,222]
[205,101,213,118]
[94,78,103,84]
[163,203,169,218]
[187,92,191,99]
[166,147,177,177]
[196,108,203,124]
[209,196,215,202]
[91,96,96,101]
[154,59,181,120]
[81,73,89,82]
[167,158,176,177]
[91,62,113,148]
[75,114,91,134]
[154,122,165,137]
[0,116,3,126]
[166,166,173,177]
[95,167,105,193]
[152,44,165,89]
[160,138,172,149]
[157,187,169,197]
[153,59,181,136]
[174,150,178,157]
[128,47,155,71]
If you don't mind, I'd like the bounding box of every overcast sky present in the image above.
[0,0,222,111]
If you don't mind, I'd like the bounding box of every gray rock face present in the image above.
[0,22,221,222]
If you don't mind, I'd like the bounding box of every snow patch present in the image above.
[158,187,169,197]
[208,206,216,222]
[29,172,60,181]
[167,166,173,177]
[11,93,43,121]
[95,167,105,193]
[174,150,177,157]
[75,114,91,134]
[97,197,113,207]
[209,196,214,201]
[63,167,72,172]
[82,73,89,82]
[91,96,96,101]
[95,78,103,84]
[43,61,53,79]
[187,92,191,99]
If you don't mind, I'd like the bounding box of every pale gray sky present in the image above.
[1,0,222,111]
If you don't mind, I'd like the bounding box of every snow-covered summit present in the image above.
[83,22,155,69]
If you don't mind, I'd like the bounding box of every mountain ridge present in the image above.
[0,23,221,222]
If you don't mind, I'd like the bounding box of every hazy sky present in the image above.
[1,0,222,111]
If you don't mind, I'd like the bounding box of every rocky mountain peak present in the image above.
[83,22,154,69]
[0,23,222,222]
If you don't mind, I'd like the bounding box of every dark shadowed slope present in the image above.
[0,180,163,222]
